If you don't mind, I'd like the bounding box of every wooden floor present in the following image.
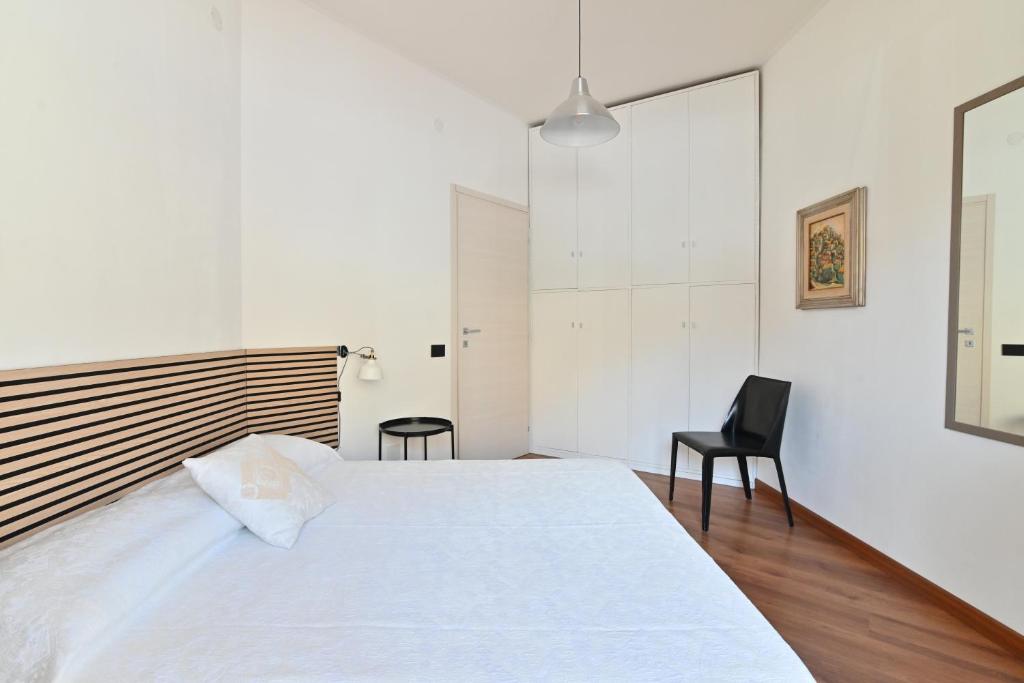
[639,471,1024,682]
[520,456,1024,681]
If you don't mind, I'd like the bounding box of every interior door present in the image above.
[529,128,578,290]
[688,284,757,479]
[579,107,630,289]
[529,291,578,453]
[689,75,758,283]
[456,189,529,459]
[631,91,689,285]
[630,285,689,470]
[578,289,629,460]
[954,195,994,425]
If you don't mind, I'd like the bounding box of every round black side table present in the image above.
[378,417,455,461]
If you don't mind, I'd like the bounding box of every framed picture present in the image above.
[796,187,867,309]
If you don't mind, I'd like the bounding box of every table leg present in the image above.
[424,436,428,461]
[403,436,408,461]
[378,430,382,461]
[450,427,455,459]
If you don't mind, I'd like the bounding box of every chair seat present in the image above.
[672,430,765,456]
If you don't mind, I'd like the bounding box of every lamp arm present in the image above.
[337,345,374,359]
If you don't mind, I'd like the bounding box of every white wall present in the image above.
[240,0,528,459]
[759,0,1024,633]
[0,0,242,370]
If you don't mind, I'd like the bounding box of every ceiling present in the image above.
[306,0,826,123]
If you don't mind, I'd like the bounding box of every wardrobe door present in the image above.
[578,289,629,461]
[630,285,689,471]
[529,291,578,453]
[631,92,689,286]
[579,107,630,289]
[529,128,578,290]
[688,284,757,478]
[689,75,758,283]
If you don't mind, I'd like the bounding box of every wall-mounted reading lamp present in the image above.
[337,345,382,382]
[334,345,380,454]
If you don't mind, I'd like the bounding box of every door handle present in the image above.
[957,328,975,335]
[462,327,481,335]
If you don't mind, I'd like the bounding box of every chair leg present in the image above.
[737,456,752,500]
[701,457,715,532]
[774,457,794,527]
[378,430,382,461]
[669,438,679,501]
[450,428,455,459]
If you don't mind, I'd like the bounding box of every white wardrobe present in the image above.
[528,71,759,486]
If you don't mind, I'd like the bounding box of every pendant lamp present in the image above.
[539,0,619,147]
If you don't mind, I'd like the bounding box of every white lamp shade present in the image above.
[357,357,382,381]
[539,77,620,147]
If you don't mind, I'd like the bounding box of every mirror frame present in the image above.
[945,74,1024,446]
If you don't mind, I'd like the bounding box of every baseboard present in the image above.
[632,459,748,489]
[756,479,1024,659]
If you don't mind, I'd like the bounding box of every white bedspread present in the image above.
[66,458,810,682]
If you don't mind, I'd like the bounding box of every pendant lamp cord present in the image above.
[577,0,582,76]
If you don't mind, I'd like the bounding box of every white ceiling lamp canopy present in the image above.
[540,0,619,147]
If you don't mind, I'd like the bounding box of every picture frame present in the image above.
[795,187,867,309]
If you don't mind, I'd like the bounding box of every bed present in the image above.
[0,348,810,681]
[2,455,811,682]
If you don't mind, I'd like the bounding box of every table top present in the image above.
[379,416,454,437]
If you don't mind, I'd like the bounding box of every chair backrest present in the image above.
[722,375,792,455]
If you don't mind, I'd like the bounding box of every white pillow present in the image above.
[183,434,333,549]
[259,433,342,475]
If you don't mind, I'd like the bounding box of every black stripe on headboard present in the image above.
[0,347,339,549]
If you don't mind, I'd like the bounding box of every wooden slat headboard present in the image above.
[0,346,339,549]
[244,347,339,442]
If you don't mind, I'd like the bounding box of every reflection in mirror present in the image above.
[953,83,1024,437]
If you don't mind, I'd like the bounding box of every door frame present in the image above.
[957,194,996,425]
[450,184,529,458]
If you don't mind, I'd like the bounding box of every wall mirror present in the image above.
[947,75,1024,446]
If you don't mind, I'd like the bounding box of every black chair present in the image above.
[670,375,793,532]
